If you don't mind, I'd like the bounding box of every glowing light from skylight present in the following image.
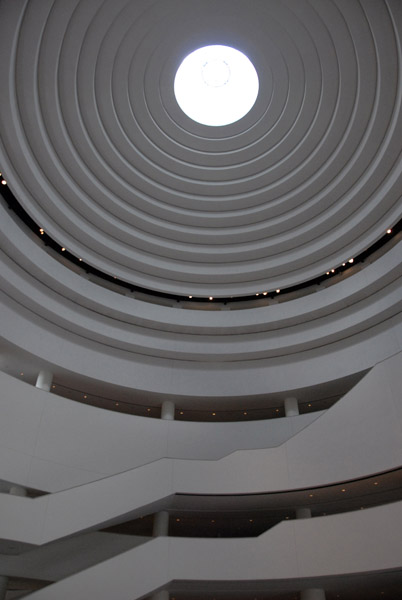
[174,45,259,126]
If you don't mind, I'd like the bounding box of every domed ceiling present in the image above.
[1,0,401,297]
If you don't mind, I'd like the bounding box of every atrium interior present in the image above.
[0,1,402,599]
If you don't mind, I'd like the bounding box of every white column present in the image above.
[0,576,8,600]
[161,400,175,420]
[152,590,169,600]
[153,510,169,537]
[9,485,27,497]
[284,396,299,417]
[301,589,326,600]
[296,507,312,519]
[35,370,53,392]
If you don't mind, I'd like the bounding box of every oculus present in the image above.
[174,45,259,126]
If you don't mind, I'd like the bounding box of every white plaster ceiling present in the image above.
[1,0,401,297]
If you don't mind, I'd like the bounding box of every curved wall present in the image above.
[1,195,402,401]
[1,0,402,297]
[20,501,402,600]
[0,352,400,537]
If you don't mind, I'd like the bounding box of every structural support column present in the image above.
[161,400,175,421]
[0,576,8,600]
[284,396,299,417]
[9,485,27,497]
[152,591,169,600]
[153,510,169,537]
[300,589,326,600]
[35,370,53,392]
[296,507,312,519]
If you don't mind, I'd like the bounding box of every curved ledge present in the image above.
[0,354,400,536]
[21,501,402,600]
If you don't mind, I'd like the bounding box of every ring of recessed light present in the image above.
[174,45,259,126]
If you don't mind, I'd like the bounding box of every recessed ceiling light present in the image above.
[174,45,259,126]
[387,228,392,234]
[348,258,354,263]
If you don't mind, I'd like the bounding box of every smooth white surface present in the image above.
[0,353,401,545]
[174,45,259,126]
[0,1,401,595]
[21,502,402,599]
[0,370,321,491]
[1,0,401,295]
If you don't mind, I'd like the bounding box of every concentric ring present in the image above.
[0,0,401,296]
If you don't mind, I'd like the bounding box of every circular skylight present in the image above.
[174,45,259,126]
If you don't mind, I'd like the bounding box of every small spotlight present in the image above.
[209,296,213,300]
[331,269,335,273]
[276,289,280,293]
[326,272,330,275]
[1,179,6,185]
[61,247,66,252]
[212,412,216,416]
[387,228,392,234]
[188,295,192,298]
[342,263,346,266]
[79,258,82,261]
[348,258,354,263]
[263,291,267,295]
